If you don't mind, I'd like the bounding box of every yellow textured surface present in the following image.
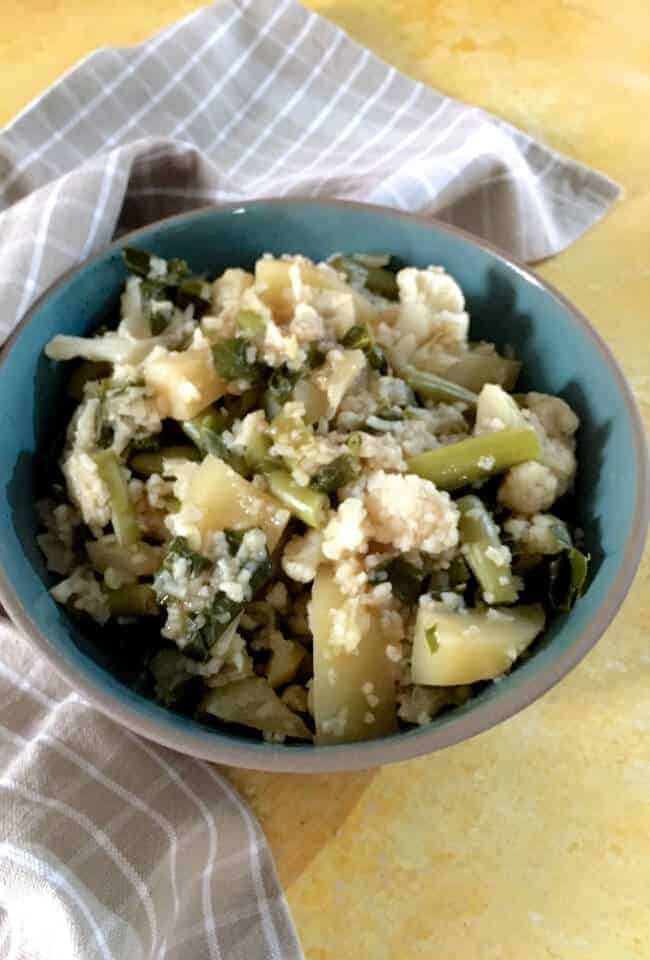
[2,2,649,957]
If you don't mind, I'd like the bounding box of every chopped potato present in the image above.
[183,455,290,551]
[256,257,377,327]
[144,343,226,420]
[411,601,545,686]
[309,565,398,745]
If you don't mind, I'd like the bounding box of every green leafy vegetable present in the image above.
[311,455,357,494]
[548,547,589,612]
[163,537,211,577]
[342,324,372,351]
[181,410,247,475]
[425,624,439,655]
[149,648,192,706]
[368,556,425,605]
[264,365,301,419]
[366,344,388,374]
[212,338,264,384]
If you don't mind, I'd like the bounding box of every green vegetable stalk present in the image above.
[93,449,140,547]
[403,365,478,407]
[407,427,542,491]
[457,495,518,604]
[265,470,329,529]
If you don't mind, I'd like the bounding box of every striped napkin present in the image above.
[0,1,619,957]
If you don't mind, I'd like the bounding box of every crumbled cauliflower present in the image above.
[498,461,558,515]
[36,500,81,575]
[363,471,459,555]
[322,499,369,562]
[269,401,347,486]
[62,450,111,534]
[282,529,324,583]
[50,565,109,625]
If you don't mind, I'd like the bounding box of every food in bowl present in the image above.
[39,248,588,745]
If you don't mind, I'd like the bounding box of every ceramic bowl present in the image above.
[0,199,647,772]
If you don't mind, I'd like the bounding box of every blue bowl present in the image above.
[0,200,647,772]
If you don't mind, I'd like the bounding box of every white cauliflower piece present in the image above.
[322,498,369,562]
[289,303,326,344]
[376,266,469,372]
[498,461,558,515]
[50,565,110,625]
[364,471,459,555]
[282,529,324,583]
[524,392,579,497]
[503,513,567,554]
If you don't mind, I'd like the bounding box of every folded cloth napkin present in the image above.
[0,1,619,957]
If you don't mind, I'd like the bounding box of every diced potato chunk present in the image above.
[309,566,398,745]
[293,378,329,424]
[184,455,289,551]
[86,536,163,577]
[411,601,545,686]
[256,258,377,326]
[144,344,226,420]
[199,678,312,740]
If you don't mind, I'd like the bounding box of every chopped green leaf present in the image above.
[306,343,327,369]
[264,365,301,419]
[163,537,211,577]
[366,344,388,374]
[548,547,589,612]
[425,624,439,655]
[212,338,264,384]
[342,324,372,351]
[311,455,357,494]
[368,556,424,605]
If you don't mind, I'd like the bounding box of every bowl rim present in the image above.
[0,196,647,773]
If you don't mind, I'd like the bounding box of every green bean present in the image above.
[407,427,542,491]
[403,365,478,406]
[130,445,200,477]
[212,338,264,384]
[457,495,518,604]
[265,470,329,529]
[93,449,140,547]
[106,583,159,617]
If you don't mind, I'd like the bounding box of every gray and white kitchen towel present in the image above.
[0,1,619,958]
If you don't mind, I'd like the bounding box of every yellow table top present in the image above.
[3,2,649,957]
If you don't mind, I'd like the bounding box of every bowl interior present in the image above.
[0,201,645,771]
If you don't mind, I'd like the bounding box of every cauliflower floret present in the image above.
[62,451,111,533]
[524,392,579,497]
[498,461,558,515]
[282,529,324,583]
[364,471,459,555]
[206,268,255,338]
[376,266,469,372]
[36,500,81,575]
[503,513,567,555]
